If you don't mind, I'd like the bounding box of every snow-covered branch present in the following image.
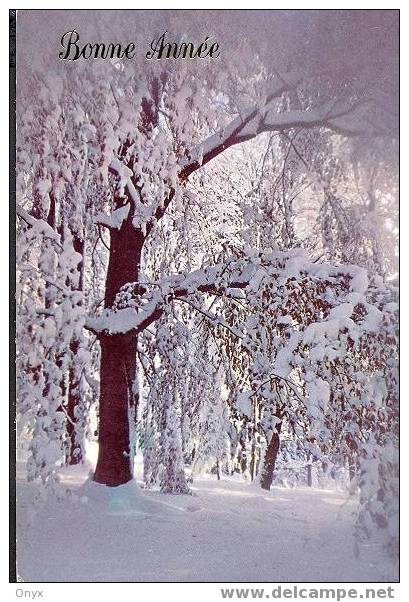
[109,157,141,208]
[16,204,62,246]
[85,248,368,337]
[107,84,389,237]
[94,204,130,230]
[179,96,378,179]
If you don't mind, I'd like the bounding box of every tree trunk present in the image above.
[250,402,258,481]
[260,419,282,491]
[93,218,143,486]
[66,232,85,465]
[93,332,137,485]
[250,438,257,481]
[66,338,83,465]
[307,456,313,487]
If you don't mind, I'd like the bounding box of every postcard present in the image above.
[12,8,399,586]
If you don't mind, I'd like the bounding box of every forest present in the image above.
[15,9,399,582]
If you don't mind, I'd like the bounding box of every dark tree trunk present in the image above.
[250,448,255,481]
[66,338,83,465]
[103,218,144,309]
[260,419,282,491]
[43,206,86,466]
[239,448,247,474]
[93,218,144,486]
[66,233,85,465]
[307,453,313,487]
[250,437,257,481]
[93,332,137,485]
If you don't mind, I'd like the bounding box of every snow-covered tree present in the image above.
[16,10,398,558]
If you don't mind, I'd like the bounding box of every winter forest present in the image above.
[15,10,399,583]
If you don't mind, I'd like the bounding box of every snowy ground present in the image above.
[16,457,397,583]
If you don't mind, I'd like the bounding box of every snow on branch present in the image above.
[109,157,141,206]
[179,96,377,179]
[108,86,380,233]
[16,204,62,246]
[85,248,369,337]
[109,157,170,235]
[94,204,130,230]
